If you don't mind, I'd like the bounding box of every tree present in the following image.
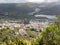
[55,15,60,29]
[33,24,60,45]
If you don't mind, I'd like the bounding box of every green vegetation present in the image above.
[32,24,60,45]
[0,16,60,45]
[0,28,31,45]
[55,16,60,29]
[0,24,60,45]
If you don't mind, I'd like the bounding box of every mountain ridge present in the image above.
[0,2,60,20]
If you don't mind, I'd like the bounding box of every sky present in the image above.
[29,0,58,3]
[0,0,59,3]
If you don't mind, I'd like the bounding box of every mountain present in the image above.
[38,2,60,15]
[0,2,60,20]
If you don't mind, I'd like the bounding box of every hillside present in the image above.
[0,2,60,20]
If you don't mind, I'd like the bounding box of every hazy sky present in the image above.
[0,0,59,3]
[29,0,58,2]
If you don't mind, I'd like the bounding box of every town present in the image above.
[0,19,54,38]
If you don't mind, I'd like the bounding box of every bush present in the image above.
[33,24,60,45]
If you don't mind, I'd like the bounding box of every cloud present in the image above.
[0,0,27,3]
[47,0,58,2]
[0,0,59,3]
[28,0,44,3]
[28,0,59,3]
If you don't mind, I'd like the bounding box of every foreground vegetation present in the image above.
[0,24,60,45]
[0,16,60,45]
